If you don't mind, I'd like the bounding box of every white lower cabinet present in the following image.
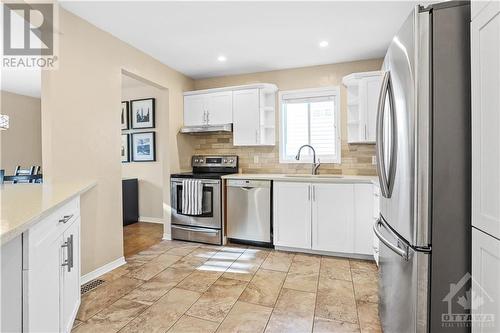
[274,181,374,257]
[312,184,354,253]
[62,217,81,333]
[472,228,500,333]
[23,198,81,333]
[353,184,374,255]
[273,182,311,248]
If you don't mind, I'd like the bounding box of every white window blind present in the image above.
[279,87,341,163]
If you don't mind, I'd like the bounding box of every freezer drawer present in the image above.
[375,216,429,333]
[171,225,222,245]
[226,179,272,245]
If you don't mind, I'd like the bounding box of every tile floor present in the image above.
[73,240,381,333]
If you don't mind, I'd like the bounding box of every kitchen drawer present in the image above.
[172,225,222,245]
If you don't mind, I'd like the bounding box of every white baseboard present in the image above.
[163,233,172,240]
[80,256,126,285]
[139,216,164,224]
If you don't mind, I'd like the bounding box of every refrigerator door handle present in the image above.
[376,71,391,197]
[373,217,409,260]
[375,71,397,198]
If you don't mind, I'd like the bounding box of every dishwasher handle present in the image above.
[227,179,271,189]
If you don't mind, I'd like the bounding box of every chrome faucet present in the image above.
[295,144,321,175]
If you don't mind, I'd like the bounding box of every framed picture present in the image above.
[121,134,130,163]
[131,132,156,162]
[121,101,129,130]
[131,98,155,129]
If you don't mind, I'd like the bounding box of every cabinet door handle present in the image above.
[61,235,74,272]
[308,185,311,201]
[255,130,259,144]
[312,186,316,201]
[61,240,69,271]
[207,110,210,124]
[59,214,73,224]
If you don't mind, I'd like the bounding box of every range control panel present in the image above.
[192,155,238,168]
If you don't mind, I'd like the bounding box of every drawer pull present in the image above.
[61,235,74,272]
[59,214,74,224]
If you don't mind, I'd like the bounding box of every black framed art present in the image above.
[121,101,129,130]
[131,98,155,129]
[121,134,130,163]
[131,132,156,162]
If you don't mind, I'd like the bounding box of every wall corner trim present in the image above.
[80,256,126,285]
[163,233,172,241]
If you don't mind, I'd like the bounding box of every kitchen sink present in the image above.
[283,174,344,178]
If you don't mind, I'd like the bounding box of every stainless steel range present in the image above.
[170,155,238,245]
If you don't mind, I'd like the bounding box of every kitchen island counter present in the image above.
[0,180,96,245]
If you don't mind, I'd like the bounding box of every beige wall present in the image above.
[0,91,42,174]
[42,7,194,275]
[122,82,165,221]
[190,59,383,175]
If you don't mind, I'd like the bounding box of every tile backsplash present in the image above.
[187,133,376,176]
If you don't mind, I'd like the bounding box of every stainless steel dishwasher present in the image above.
[226,179,272,247]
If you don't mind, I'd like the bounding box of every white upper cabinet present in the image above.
[233,89,260,145]
[183,84,277,145]
[207,91,233,125]
[343,71,383,144]
[312,183,354,253]
[472,1,500,239]
[273,182,312,249]
[184,94,207,126]
[184,91,232,126]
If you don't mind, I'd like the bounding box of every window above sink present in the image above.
[279,87,341,164]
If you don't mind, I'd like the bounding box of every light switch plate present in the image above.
[372,156,377,165]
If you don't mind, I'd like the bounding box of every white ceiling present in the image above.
[61,1,418,79]
[1,69,41,98]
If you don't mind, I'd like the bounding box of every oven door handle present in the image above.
[173,226,219,234]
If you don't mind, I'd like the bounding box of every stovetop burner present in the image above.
[170,155,239,180]
[170,172,234,180]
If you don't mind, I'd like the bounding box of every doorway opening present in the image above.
[120,71,168,257]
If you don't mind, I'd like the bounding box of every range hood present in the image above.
[179,123,232,134]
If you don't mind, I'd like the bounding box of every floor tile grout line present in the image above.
[175,247,247,329]
[86,243,216,331]
[262,251,295,332]
[311,256,323,333]
[350,260,364,332]
[117,244,226,333]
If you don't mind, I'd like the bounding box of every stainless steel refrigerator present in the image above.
[374,2,471,333]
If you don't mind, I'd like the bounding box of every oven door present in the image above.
[171,178,221,229]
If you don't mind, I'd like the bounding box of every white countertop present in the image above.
[0,180,96,245]
[221,173,379,185]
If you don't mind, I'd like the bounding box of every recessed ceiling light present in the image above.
[217,55,227,62]
[319,41,329,48]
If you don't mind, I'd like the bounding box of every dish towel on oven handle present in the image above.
[182,179,203,215]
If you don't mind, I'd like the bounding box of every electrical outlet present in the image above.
[372,156,377,165]
[254,155,259,164]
